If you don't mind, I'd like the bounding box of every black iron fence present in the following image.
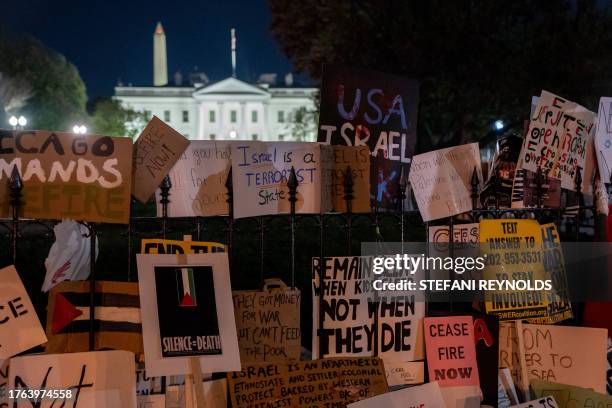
[0,164,596,353]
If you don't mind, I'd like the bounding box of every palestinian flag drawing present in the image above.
[177,268,197,307]
[45,280,143,354]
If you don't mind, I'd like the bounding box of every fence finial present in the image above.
[9,165,22,192]
[287,166,299,208]
[470,167,479,208]
[225,167,234,205]
[343,165,354,202]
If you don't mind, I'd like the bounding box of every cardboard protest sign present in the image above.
[132,116,190,203]
[0,265,46,359]
[140,238,225,254]
[231,141,332,218]
[45,280,142,354]
[0,360,7,408]
[347,381,445,408]
[317,65,419,210]
[424,316,480,387]
[138,394,165,408]
[481,133,523,209]
[155,140,232,217]
[8,350,136,407]
[429,223,479,244]
[510,396,559,408]
[233,279,301,362]
[479,219,549,321]
[530,380,612,408]
[165,379,227,408]
[521,324,607,393]
[329,145,371,212]
[228,357,388,408]
[595,97,612,184]
[312,256,425,366]
[0,130,132,223]
[384,361,424,387]
[519,90,595,191]
[137,253,240,376]
[499,322,529,399]
[409,143,483,221]
[538,223,572,324]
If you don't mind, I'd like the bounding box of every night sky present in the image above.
[0,0,296,98]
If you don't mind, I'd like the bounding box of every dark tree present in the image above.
[0,31,87,131]
[90,99,147,138]
[269,0,612,151]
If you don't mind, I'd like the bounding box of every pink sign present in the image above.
[424,316,480,387]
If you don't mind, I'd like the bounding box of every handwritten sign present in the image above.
[424,316,480,387]
[409,143,482,221]
[232,281,301,362]
[328,145,371,212]
[519,90,595,190]
[510,396,559,408]
[595,97,612,184]
[317,65,419,209]
[165,379,227,408]
[538,223,572,324]
[0,265,46,359]
[348,381,445,408]
[137,253,240,376]
[429,223,479,243]
[384,361,424,387]
[132,116,190,203]
[8,350,136,407]
[499,322,528,398]
[0,360,7,408]
[228,357,388,408]
[312,256,425,364]
[156,140,232,217]
[0,130,132,223]
[140,238,225,254]
[530,380,612,408]
[231,141,332,218]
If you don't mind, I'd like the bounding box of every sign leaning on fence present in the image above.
[132,116,190,203]
[0,130,133,223]
[0,265,47,359]
[137,253,240,376]
[317,65,419,210]
[595,97,612,185]
[8,350,137,408]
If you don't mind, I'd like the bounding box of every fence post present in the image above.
[344,166,354,254]
[397,166,407,245]
[470,167,479,216]
[535,166,544,209]
[88,223,97,351]
[225,167,234,270]
[575,167,583,242]
[159,175,172,239]
[287,167,299,288]
[9,166,22,265]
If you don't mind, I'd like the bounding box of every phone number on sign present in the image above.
[8,389,75,401]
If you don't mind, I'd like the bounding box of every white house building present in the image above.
[114,23,318,141]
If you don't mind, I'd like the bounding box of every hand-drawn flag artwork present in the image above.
[178,268,197,307]
[155,266,221,358]
[45,281,143,354]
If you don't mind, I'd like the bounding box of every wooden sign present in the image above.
[155,140,232,217]
[231,141,332,218]
[328,145,371,212]
[132,116,190,203]
[0,265,47,359]
[347,381,445,408]
[0,130,132,223]
[317,65,419,210]
[233,280,301,362]
[228,357,388,408]
[530,380,612,408]
[140,238,225,254]
[424,316,480,387]
[8,350,137,407]
[136,253,240,376]
[44,280,142,354]
[409,143,482,221]
[519,90,595,190]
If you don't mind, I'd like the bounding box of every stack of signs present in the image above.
[44,280,142,354]
[531,380,612,408]
[232,279,301,362]
[231,141,333,218]
[519,90,596,192]
[329,145,371,213]
[227,357,388,408]
[141,238,225,254]
[155,140,232,217]
[132,116,190,203]
[136,253,240,376]
[409,143,483,221]
[347,381,446,408]
[480,133,522,209]
[8,350,136,407]
[317,65,419,210]
[0,130,133,223]
[595,97,612,185]
[312,256,425,386]
[0,265,47,359]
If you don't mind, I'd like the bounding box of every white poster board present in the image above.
[595,97,612,184]
[136,253,240,376]
[348,381,445,408]
[8,350,136,407]
[0,265,47,359]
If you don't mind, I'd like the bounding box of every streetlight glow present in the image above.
[8,116,18,127]
[72,125,87,134]
[494,120,504,131]
[17,116,27,127]
[229,130,237,139]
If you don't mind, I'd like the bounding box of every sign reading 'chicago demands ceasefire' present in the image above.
[0,130,133,224]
